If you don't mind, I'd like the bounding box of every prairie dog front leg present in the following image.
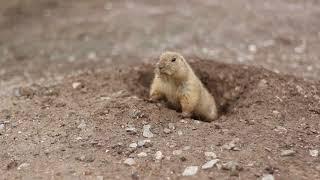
[179,84,199,118]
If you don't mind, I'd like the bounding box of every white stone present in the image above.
[124,158,136,166]
[137,152,147,157]
[143,125,154,138]
[261,174,275,180]
[182,166,198,176]
[309,149,319,157]
[154,151,163,160]
[72,82,82,89]
[17,163,30,170]
[129,143,137,148]
[172,150,182,156]
[201,159,219,169]
[204,152,217,159]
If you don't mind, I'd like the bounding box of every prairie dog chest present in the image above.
[160,79,181,105]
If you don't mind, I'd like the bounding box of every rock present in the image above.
[204,152,217,159]
[124,158,136,166]
[248,44,257,53]
[96,176,104,180]
[17,163,30,170]
[168,123,175,130]
[173,150,183,156]
[13,87,34,97]
[129,143,138,148]
[261,174,275,180]
[222,138,240,151]
[75,155,95,162]
[137,152,147,157]
[177,130,183,136]
[258,79,268,88]
[77,120,86,129]
[183,146,191,151]
[154,151,163,160]
[72,82,82,89]
[182,166,198,176]
[125,125,137,134]
[222,161,242,176]
[274,126,287,134]
[309,149,319,157]
[143,125,154,138]
[0,123,4,131]
[137,139,152,148]
[202,159,220,170]
[163,128,171,134]
[281,149,295,156]
[88,52,97,60]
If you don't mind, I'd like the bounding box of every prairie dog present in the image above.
[149,51,218,122]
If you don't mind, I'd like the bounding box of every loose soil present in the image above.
[1,1,320,180]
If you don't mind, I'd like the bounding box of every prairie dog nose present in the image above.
[157,63,165,69]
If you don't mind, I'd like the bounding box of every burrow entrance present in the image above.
[124,59,272,115]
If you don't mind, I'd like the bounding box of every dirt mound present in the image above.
[1,59,320,179]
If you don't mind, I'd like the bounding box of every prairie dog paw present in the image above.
[180,112,192,119]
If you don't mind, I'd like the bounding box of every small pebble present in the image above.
[173,150,183,156]
[0,123,4,131]
[309,149,319,157]
[143,125,154,138]
[183,146,191,150]
[125,126,137,134]
[163,128,171,134]
[154,151,163,160]
[281,149,295,156]
[137,139,152,148]
[222,138,240,150]
[137,152,147,157]
[96,176,104,180]
[17,163,30,170]
[124,158,136,166]
[72,82,82,89]
[168,123,175,130]
[222,161,242,176]
[204,152,217,159]
[261,174,275,180]
[202,159,219,170]
[129,109,143,119]
[248,44,257,53]
[182,166,198,176]
[77,120,86,129]
[75,155,95,162]
[129,143,138,148]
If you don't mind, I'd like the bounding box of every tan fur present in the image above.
[149,51,218,122]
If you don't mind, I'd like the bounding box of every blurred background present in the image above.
[0,0,319,93]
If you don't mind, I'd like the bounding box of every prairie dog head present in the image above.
[156,51,189,80]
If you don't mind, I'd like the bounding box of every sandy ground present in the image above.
[0,0,320,179]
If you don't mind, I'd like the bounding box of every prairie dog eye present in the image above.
[171,58,176,62]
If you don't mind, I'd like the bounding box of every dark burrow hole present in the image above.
[124,59,264,116]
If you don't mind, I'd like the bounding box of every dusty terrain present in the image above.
[0,0,320,180]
